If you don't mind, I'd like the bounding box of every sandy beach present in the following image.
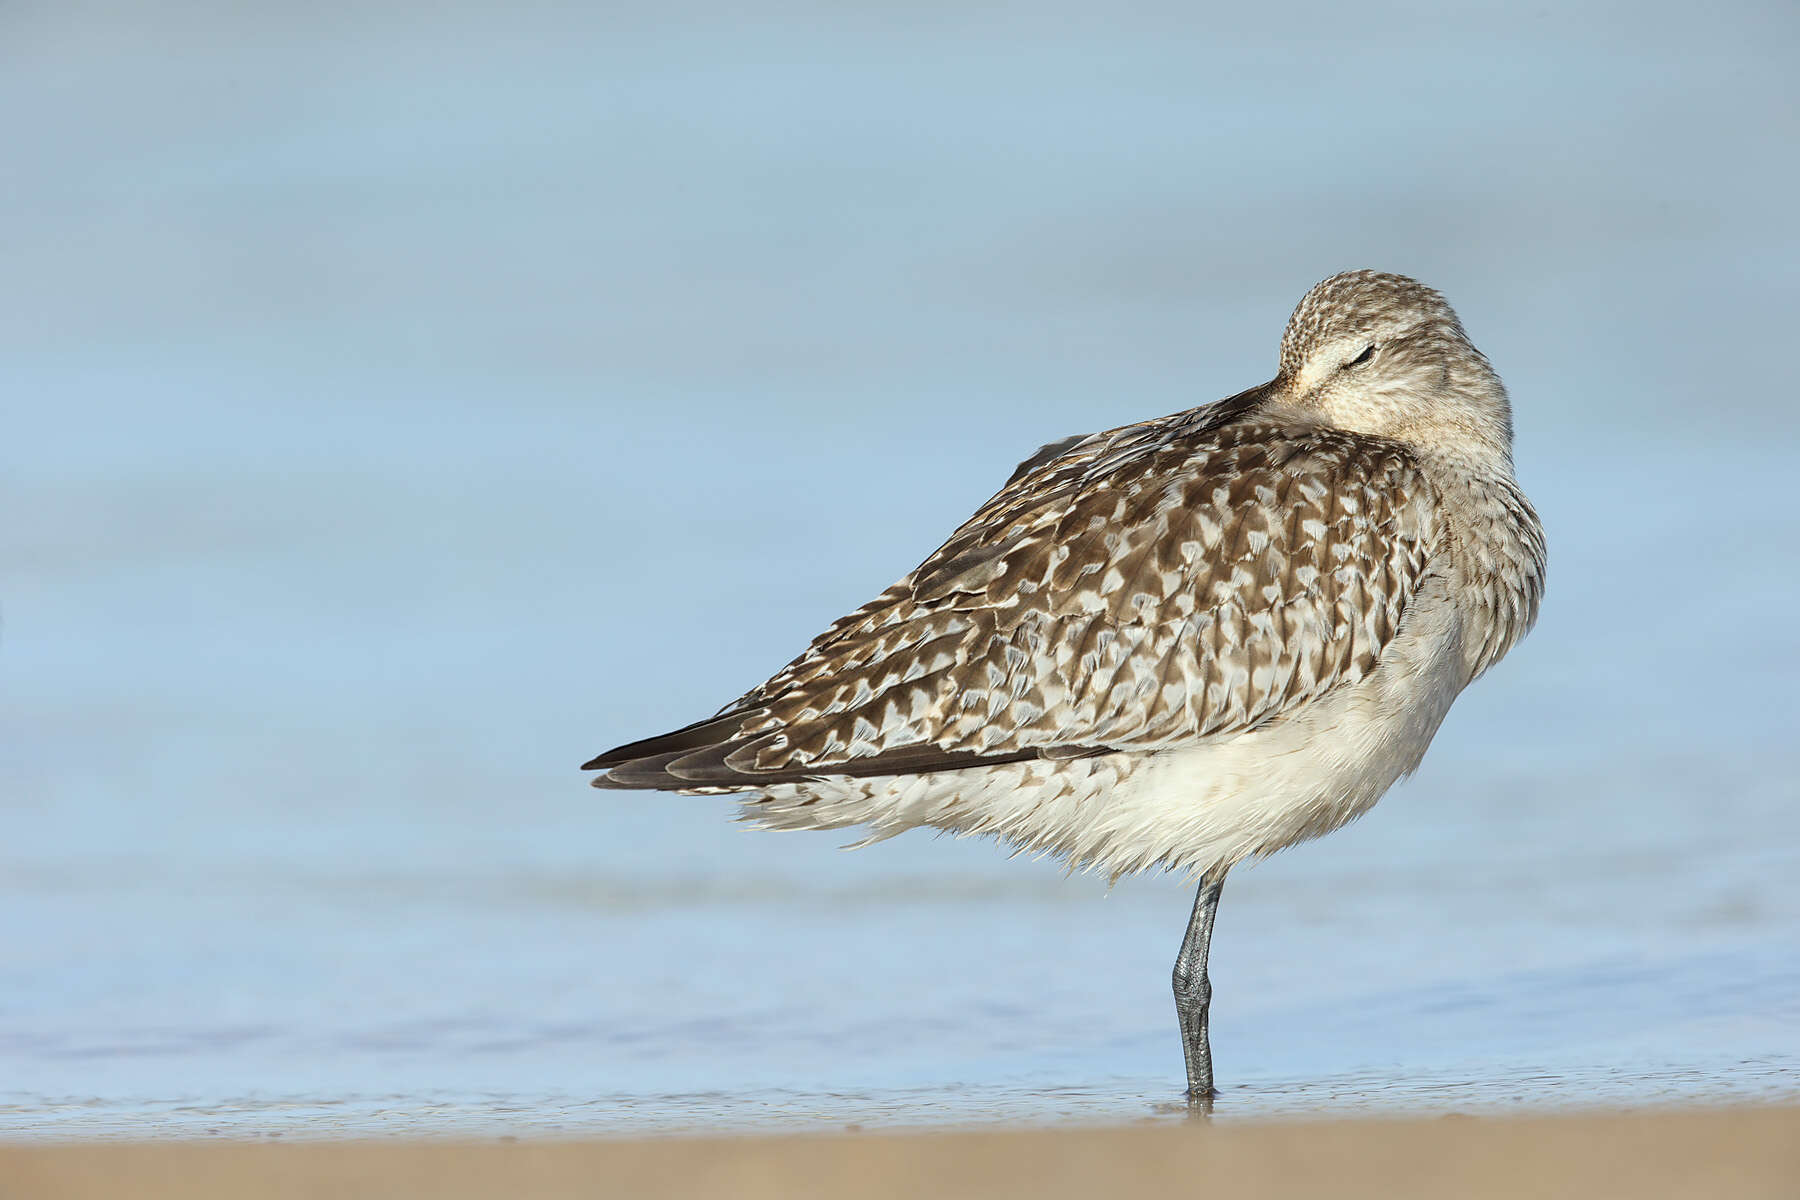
[7,0,1798,1186]
[7,1106,1797,1200]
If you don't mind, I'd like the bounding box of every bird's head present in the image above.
[1272,270,1514,462]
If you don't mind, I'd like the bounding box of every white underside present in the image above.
[743,571,1471,883]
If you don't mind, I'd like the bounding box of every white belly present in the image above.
[744,578,1470,883]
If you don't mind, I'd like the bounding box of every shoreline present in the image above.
[7,1105,1797,1199]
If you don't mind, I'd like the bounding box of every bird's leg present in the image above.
[1172,874,1225,1108]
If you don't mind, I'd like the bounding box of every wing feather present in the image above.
[587,389,1440,790]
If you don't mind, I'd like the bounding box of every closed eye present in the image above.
[1342,344,1377,370]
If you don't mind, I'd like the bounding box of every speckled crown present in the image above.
[1278,270,1463,378]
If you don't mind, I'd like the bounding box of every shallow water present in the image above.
[4,0,1800,1140]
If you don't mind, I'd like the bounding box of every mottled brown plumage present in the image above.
[583,262,1540,881]
[591,409,1441,790]
[583,268,1547,1102]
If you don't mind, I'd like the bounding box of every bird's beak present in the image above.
[1204,378,1281,429]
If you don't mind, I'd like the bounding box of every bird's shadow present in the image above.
[1147,1091,1216,1123]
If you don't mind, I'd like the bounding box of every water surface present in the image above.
[4,0,1798,1140]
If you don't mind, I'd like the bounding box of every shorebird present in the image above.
[585,270,1546,1104]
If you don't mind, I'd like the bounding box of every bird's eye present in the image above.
[1343,344,1377,370]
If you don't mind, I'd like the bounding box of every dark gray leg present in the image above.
[1172,875,1224,1105]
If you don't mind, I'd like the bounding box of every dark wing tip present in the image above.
[587,704,1113,791]
[581,710,757,773]
[589,770,648,790]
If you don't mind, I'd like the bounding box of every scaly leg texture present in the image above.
[1172,875,1225,1106]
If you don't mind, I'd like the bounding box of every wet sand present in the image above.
[7,1106,1797,1200]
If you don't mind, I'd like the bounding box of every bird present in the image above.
[584,270,1547,1106]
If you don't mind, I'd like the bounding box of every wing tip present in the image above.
[581,710,758,773]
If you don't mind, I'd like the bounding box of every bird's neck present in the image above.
[1416,444,1547,682]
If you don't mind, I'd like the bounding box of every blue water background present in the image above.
[4,0,1798,1138]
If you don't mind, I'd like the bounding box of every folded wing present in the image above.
[586,399,1439,790]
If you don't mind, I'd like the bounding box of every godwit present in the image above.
[585,270,1547,1104]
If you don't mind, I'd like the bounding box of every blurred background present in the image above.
[4,0,1798,1138]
